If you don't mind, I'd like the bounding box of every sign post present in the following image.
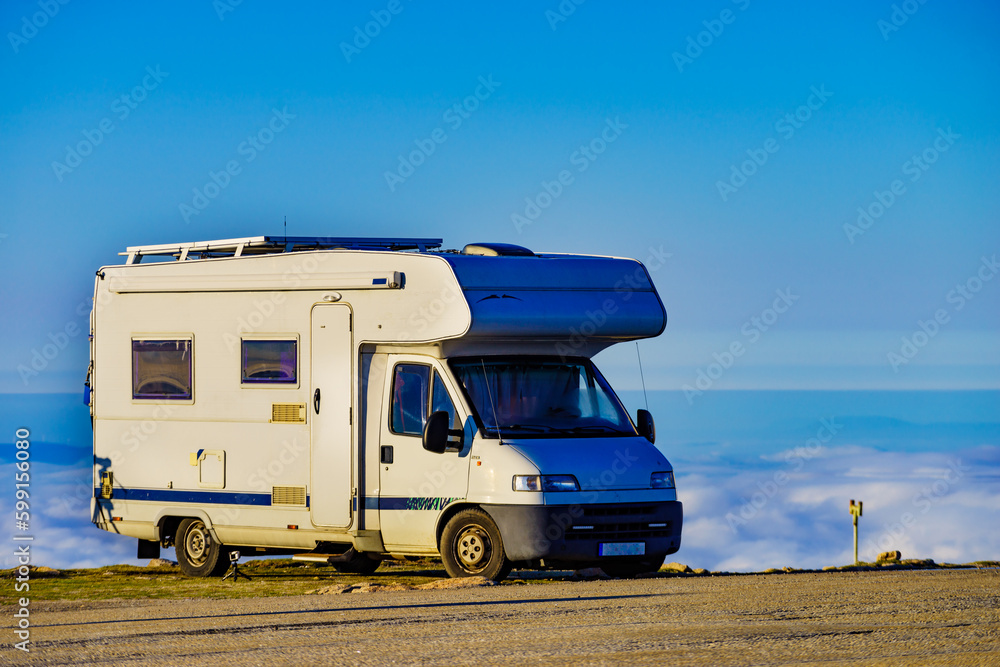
[849,499,863,565]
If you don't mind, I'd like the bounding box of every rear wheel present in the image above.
[176,518,229,577]
[440,509,512,582]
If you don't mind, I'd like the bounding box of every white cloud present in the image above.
[674,445,1000,570]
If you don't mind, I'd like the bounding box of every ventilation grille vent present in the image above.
[272,485,307,506]
[271,403,306,423]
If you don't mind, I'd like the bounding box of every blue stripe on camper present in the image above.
[94,487,307,507]
[372,277,387,285]
[94,489,458,511]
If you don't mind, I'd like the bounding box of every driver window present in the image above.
[390,364,430,436]
[390,364,462,437]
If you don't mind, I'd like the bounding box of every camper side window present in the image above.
[241,340,297,384]
[390,364,430,436]
[132,339,193,400]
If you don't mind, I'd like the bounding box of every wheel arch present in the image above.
[155,509,219,546]
[434,501,486,552]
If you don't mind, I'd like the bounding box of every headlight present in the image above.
[650,471,675,489]
[513,474,580,492]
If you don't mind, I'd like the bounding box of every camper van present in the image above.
[89,236,682,580]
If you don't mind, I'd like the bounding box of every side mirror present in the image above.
[422,411,449,454]
[423,411,464,453]
[637,409,655,444]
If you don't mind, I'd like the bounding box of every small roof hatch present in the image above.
[462,242,534,257]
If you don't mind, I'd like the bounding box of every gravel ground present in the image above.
[5,569,998,666]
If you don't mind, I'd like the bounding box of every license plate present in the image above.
[599,542,645,556]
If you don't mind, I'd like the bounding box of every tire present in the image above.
[600,558,663,579]
[332,549,382,575]
[440,509,512,582]
[176,518,229,577]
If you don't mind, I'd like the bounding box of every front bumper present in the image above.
[483,500,682,564]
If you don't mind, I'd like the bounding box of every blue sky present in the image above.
[2,0,999,393]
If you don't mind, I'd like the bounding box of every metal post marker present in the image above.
[849,499,863,565]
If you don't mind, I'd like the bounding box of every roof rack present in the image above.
[119,236,443,264]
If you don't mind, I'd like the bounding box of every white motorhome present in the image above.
[89,236,682,580]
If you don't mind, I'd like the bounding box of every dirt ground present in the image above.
[5,568,998,666]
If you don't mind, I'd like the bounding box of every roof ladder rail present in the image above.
[119,236,443,264]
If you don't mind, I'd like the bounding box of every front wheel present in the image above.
[440,509,512,582]
[176,518,229,577]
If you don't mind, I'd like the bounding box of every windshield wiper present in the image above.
[557,425,622,434]
[480,424,550,435]
[503,424,550,433]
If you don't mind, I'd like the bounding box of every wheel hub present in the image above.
[186,525,209,565]
[456,527,490,571]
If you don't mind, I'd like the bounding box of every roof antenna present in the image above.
[636,341,649,412]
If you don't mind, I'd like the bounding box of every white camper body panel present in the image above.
[92,250,472,550]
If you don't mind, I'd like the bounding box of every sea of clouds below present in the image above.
[675,443,1000,571]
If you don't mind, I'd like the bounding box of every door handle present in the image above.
[314,388,321,414]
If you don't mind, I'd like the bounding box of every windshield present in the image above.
[449,357,637,438]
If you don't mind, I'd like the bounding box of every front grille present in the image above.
[582,505,656,518]
[565,521,672,542]
[557,504,673,541]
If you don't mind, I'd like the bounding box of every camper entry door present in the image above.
[309,304,354,528]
